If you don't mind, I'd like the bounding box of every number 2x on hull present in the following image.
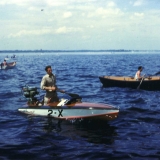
[18,101,119,120]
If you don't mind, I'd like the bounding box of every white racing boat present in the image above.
[18,86,119,120]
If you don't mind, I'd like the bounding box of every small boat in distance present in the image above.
[11,54,16,58]
[0,62,16,70]
[4,55,9,60]
[4,58,9,61]
[99,76,160,91]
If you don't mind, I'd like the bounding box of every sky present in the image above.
[0,0,160,50]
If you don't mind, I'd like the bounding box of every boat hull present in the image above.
[0,62,16,69]
[18,102,119,120]
[99,76,160,91]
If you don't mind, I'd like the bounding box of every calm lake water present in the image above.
[0,52,160,160]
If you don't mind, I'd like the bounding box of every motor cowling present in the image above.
[22,86,39,99]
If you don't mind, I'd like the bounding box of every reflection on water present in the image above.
[28,117,118,145]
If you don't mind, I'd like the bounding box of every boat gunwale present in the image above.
[101,76,160,82]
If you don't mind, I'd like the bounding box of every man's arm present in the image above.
[40,76,46,90]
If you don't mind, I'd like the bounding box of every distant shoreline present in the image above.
[0,49,160,53]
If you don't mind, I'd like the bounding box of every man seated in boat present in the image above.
[135,66,143,80]
[40,65,65,105]
[1,59,7,67]
[3,59,7,65]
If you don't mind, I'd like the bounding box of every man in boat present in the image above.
[40,65,65,104]
[135,66,143,80]
[0,63,2,69]
[1,59,7,68]
[3,59,7,65]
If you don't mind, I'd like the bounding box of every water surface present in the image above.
[0,52,160,159]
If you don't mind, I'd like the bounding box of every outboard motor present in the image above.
[22,85,40,105]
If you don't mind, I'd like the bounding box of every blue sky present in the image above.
[0,0,160,50]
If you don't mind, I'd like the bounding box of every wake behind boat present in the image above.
[99,75,160,91]
[18,85,119,120]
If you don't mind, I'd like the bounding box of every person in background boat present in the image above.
[40,65,65,104]
[0,60,7,69]
[2,59,7,66]
[135,66,143,80]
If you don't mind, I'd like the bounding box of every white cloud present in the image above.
[107,28,115,32]
[0,0,36,6]
[134,12,144,17]
[55,27,67,34]
[45,0,68,6]
[83,4,123,20]
[28,6,40,11]
[88,25,94,28]
[129,12,144,20]
[63,12,72,18]
[55,26,83,34]
[107,1,116,7]
[95,7,123,17]
[7,26,83,38]
[133,0,144,6]
[8,28,52,37]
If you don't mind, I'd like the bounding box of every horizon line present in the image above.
[0,49,160,53]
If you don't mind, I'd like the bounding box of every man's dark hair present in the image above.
[138,66,143,70]
[45,65,51,71]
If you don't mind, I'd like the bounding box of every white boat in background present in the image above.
[11,54,16,58]
[4,57,9,60]
[0,62,16,70]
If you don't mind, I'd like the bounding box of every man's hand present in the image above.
[51,86,56,91]
[49,86,56,92]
